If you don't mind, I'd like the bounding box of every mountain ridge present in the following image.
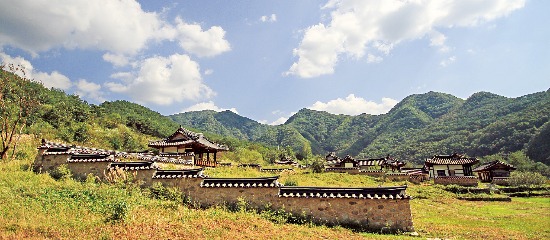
[169,90,550,164]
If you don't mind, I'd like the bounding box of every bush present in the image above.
[50,164,72,180]
[149,182,182,202]
[509,171,547,188]
[106,200,129,223]
[310,159,325,173]
[284,179,298,186]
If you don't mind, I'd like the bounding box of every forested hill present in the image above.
[170,90,550,165]
[2,67,548,165]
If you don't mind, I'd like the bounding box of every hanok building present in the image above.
[336,155,359,168]
[148,126,228,167]
[472,160,516,182]
[424,153,479,178]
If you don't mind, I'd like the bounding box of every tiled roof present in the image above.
[200,176,281,188]
[260,168,294,172]
[68,154,115,163]
[153,169,206,179]
[148,127,228,151]
[400,168,426,175]
[109,161,159,170]
[425,153,478,166]
[278,186,411,199]
[238,163,261,168]
[434,176,477,180]
[473,160,516,172]
[357,159,386,166]
[159,152,195,157]
[325,167,359,171]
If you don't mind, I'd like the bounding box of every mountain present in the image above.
[3,67,547,165]
[169,90,550,164]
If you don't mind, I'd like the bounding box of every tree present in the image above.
[0,65,41,160]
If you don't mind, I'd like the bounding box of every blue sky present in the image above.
[1,0,548,125]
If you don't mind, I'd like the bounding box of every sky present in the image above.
[1,0,549,125]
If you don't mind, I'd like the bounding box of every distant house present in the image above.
[275,155,297,165]
[473,160,516,182]
[148,126,228,167]
[337,155,358,168]
[424,153,479,178]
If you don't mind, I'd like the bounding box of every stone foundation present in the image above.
[434,176,478,187]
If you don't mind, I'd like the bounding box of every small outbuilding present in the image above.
[473,160,516,182]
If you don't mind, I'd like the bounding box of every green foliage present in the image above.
[50,164,72,180]
[106,200,129,223]
[99,100,180,137]
[508,171,547,189]
[283,179,298,186]
[148,182,182,203]
[481,151,550,177]
[310,158,325,173]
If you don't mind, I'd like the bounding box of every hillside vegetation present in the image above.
[170,91,550,165]
[1,138,549,239]
[1,67,548,170]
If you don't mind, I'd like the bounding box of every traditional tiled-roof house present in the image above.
[148,126,228,167]
[337,155,358,168]
[473,160,516,182]
[424,153,479,178]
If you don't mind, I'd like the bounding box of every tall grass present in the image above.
[1,136,549,239]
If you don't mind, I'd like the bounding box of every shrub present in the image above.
[509,171,547,188]
[284,179,298,186]
[310,159,325,173]
[50,164,72,180]
[106,200,129,223]
[149,182,182,203]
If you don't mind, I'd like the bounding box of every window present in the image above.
[436,170,446,176]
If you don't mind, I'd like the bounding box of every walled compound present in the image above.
[33,140,414,232]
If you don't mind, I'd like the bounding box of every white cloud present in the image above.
[265,110,296,125]
[181,101,238,114]
[75,79,104,102]
[287,0,525,78]
[102,53,130,67]
[270,117,289,125]
[0,0,161,55]
[260,14,277,23]
[34,71,72,90]
[308,94,398,115]
[204,69,214,75]
[0,1,231,59]
[367,54,383,63]
[440,56,456,67]
[1,52,71,90]
[168,17,231,58]
[429,31,449,52]
[106,54,214,105]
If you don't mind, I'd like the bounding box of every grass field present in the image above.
[1,139,548,239]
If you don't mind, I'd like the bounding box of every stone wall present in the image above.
[34,153,71,172]
[434,176,478,187]
[358,170,385,177]
[408,174,429,184]
[492,177,510,186]
[67,161,112,180]
[384,173,409,182]
[34,148,415,233]
[325,167,360,174]
[272,196,413,232]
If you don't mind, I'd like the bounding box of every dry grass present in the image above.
[1,138,549,239]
